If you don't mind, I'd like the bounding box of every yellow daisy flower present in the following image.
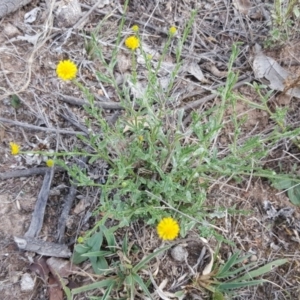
[125,36,140,50]
[157,217,180,241]
[131,25,139,32]
[169,26,177,36]
[56,59,77,81]
[46,159,54,167]
[9,142,20,155]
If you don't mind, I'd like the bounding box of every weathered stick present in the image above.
[14,236,71,258]
[57,94,124,110]
[56,184,77,243]
[25,168,54,237]
[0,117,87,136]
[56,158,87,243]
[0,166,64,180]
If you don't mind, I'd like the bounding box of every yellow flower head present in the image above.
[157,217,180,241]
[77,236,84,244]
[10,142,20,155]
[169,26,177,36]
[46,159,54,167]
[125,36,140,50]
[56,59,77,81]
[131,25,139,32]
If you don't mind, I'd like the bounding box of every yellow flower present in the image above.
[125,36,140,50]
[77,237,84,243]
[10,142,20,155]
[131,25,139,32]
[157,217,180,241]
[169,26,177,36]
[46,159,54,167]
[56,59,77,81]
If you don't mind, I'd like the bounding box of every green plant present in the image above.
[266,0,300,46]
[69,224,171,299]
[191,251,288,299]
[272,177,300,205]
[16,0,298,297]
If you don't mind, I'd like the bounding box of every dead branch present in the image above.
[56,184,77,243]
[0,117,87,135]
[57,93,125,110]
[25,168,54,237]
[0,166,64,180]
[56,157,87,243]
[14,236,71,258]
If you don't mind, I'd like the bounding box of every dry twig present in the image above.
[57,94,125,110]
[0,117,87,136]
[25,168,54,237]
[0,166,64,180]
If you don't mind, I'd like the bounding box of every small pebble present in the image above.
[20,273,35,292]
[250,255,258,262]
[171,245,188,262]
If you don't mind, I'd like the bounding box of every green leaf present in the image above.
[91,256,109,275]
[101,225,117,249]
[72,251,89,264]
[100,281,115,300]
[74,244,90,254]
[217,261,259,279]
[81,250,113,257]
[125,274,135,300]
[287,184,300,206]
[132,245,171,273]
[10,95,21,109]
[87,231,103,250]
[272,178,293,190]
[213,291,225,300]
[233,259,288,282]
[71,279,116,295]
[132,273,152,298]
[216,251,241,278]
[218,280,265,290]
[72,244,91,264]
[122,233,129,254]
[293,6,300,18]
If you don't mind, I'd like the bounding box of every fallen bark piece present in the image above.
[14,236,72,258]
[25,168,54,237]
[0,0,32,18]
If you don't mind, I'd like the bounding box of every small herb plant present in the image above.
[9,0,296,297]
[192,251,287,300]
[69,223,171,299]
[266,0,299,46]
